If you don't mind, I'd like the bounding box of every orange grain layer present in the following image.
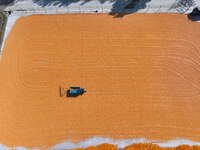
[0,14,200,148]
[75,143,200,150]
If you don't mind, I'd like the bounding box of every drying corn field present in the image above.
[0,13,200,149]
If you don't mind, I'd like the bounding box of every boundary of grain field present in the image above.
[0,138,200,150]
[0,11,7,54]
[51,137,200,149]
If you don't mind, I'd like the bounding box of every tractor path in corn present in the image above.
[0,14,200,149]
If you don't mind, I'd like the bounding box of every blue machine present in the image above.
[67,87,85,97]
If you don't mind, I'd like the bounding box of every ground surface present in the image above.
[1,0,197,15]
[0,14,200,148]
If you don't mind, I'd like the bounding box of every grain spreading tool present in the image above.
[67,87,85,97]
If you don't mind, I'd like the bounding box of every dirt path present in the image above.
[0,14,200,148]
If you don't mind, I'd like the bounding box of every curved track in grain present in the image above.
[0,14,200,148]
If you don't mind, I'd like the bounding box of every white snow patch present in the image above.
[0,144,27,150]
[50,137,200,149]
[50,137,152,149]
[0,137,200,150]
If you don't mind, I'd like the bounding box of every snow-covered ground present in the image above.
[0,137,200,150]
[2,0,198,13]
[51,137,200,149]
[2,0,195,16]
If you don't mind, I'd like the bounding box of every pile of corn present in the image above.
[75,143,200,150]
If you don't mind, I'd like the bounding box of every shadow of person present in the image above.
[187,7,200,21]
[109,0,151,18]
